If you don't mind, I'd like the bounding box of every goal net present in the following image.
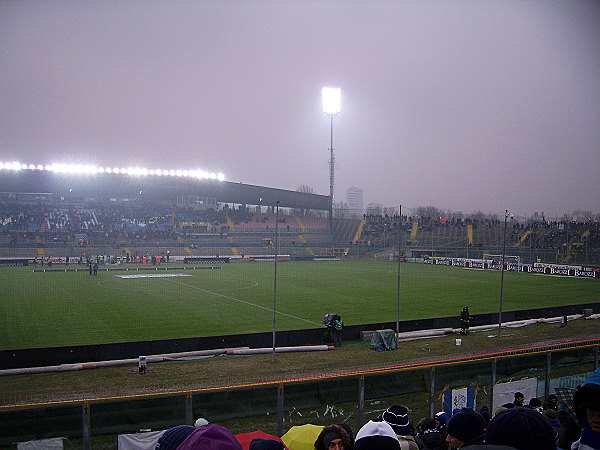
[483,254,521,267]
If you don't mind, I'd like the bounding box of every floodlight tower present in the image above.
[322,87,341,237]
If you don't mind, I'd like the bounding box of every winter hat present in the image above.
[177,424,242,450]
[194,417,209,427]
[573,367,600,428]
[249,438,286,450]
[434,411,447,425]
[542,408,560,426]
[486,407,557,450]
[322,432,342,449]
[380,405,413,435]
[446,408,486,444]
[155,425,196,450]
[354,420,400,450]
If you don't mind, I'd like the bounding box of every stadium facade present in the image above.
[0,169,330,211]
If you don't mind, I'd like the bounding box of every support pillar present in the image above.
[277,384,284,437]
[82,402,91,450]
[358,375,365,428]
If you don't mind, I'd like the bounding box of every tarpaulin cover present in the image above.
[370,329,397,351]
[118,430,163,450]
[17,438,64,450]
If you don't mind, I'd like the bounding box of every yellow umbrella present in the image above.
[281,424,323,450]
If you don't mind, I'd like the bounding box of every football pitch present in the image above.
[0,260,597,350]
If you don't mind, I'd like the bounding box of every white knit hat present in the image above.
[354,421,400,450]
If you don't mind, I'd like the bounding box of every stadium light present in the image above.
[322,87,341,237]
[0,160,226,182]
[322,87,341,115]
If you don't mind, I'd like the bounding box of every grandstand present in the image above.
[0,169,334,260]
[0,169,599,264]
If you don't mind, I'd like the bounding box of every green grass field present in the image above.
[0,260,598,350]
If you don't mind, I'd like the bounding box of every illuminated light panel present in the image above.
[322,87,341,115]
[0,161,226,182]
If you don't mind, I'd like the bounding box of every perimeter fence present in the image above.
[1,340,598,449]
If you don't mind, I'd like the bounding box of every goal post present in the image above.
[483,253,521,267]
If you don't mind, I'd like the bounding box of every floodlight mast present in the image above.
[322,87,341,237]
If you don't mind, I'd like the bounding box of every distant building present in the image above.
[346,187,364,217]
[366,203,383,215]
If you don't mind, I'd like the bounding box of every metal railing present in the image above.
[1,340,598,449]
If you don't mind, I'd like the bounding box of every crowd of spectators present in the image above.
[2,200,599,260]
[361,213,600,253]
[0,201,328,251]
[150,367,600,449]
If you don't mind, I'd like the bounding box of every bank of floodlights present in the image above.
[0,161,225,181]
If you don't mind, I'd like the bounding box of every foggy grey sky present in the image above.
[1,0,599,218]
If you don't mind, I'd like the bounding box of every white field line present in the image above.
[168,279,322,327]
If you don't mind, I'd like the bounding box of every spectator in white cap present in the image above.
[194,417,209,427]
[354,421,400,450]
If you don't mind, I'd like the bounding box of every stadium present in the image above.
[0,164,599,448]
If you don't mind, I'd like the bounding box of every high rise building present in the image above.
[346,187,364,217]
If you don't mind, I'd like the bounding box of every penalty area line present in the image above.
[168,279,321,327]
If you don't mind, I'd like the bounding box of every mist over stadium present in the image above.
[1,1,600,447]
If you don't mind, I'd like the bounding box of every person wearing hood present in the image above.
[572,367,600,450]
[435,411,448,438]
[314,424,353,450]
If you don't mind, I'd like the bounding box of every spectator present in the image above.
[177,424,242,450]
[485,407,557,450]
[250,438,286,450]
[155,425,196,450]
[542,408,561,448]
[478,405,491,425]
[435,411,448,435]
[354,421,400,450]
[527,397,543,413]
[494,406,509,416]
[445,408,486,448]
[314,424,353,450]
[379,404,424,449]
[512,392,525,407]
[336,424,355,446]
[333,315,343,347]
[194,417,209,427]
[415,417,446,450]
[459,307,471,335]
[571,367,600,449]
[558,407,581,450]
[544,394,559,411]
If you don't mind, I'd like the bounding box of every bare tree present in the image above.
[296,185,314,194]
[294,185,315,216]
[572,210,594,222]
[413,205,444,218]
[334,201,350,218]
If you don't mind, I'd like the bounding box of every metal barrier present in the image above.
[1,340,598,448]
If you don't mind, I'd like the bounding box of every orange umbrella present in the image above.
[236,430,287,450]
